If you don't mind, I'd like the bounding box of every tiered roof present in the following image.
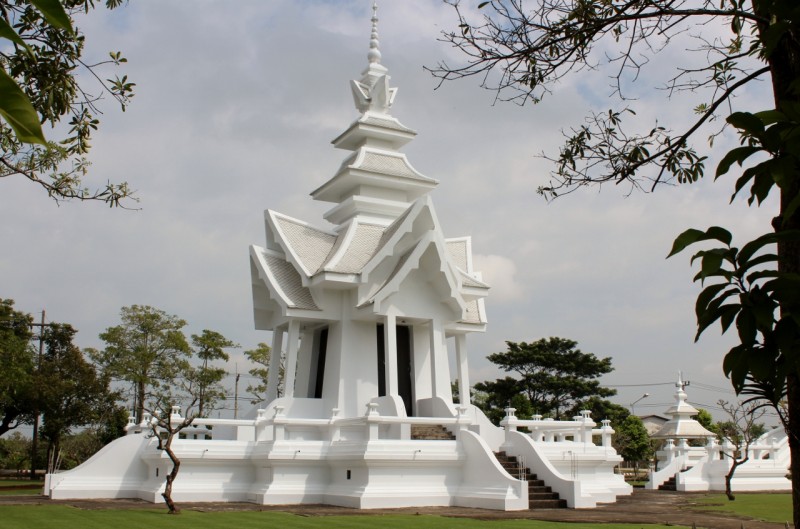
[249,2,488,328]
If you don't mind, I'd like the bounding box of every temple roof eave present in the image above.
[311,170,438,204]
[332,115,417,151]
[651,421,717,439]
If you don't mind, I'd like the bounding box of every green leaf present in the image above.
[29,0,73,33]
[667,226,732,258]
[736,309,757,345]
[0,68,45,145]
[695,283,728,319]
[719,304,739,334]
[0,18,32,53]
[727,112,765,136]
[715,146,760,179]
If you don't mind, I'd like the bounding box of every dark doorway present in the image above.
[313,327,328,399]
[376,323,414,416]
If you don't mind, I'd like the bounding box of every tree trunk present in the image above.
[752,0,800,524]
[137,380,145,424]
[788,375,800,527]
[0,410,19,437]
[161,433,181,514]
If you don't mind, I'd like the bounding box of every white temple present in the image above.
[44,4,633,510]
[646,374,790,492]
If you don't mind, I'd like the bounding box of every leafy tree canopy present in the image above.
[475,337,615,421]
[189,330,237,417]
[244,342,281,404]
[38,323,122,473]
[0,0,135,206]
[89,305,191,422]
[0,298,34,437]
[614,415,654,467]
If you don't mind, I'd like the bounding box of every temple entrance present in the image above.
[376,323,414,416]
[312,327,328,399]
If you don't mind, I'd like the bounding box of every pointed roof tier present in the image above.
[651,373,716,440]
[312,2,437,227]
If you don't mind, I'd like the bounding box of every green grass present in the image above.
[0,479,40,487]
[0,505,682,529]
[689,493,792,523]
[0,479,42,496]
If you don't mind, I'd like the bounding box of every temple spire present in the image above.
[350,1,396,115]
[368,2,381,65]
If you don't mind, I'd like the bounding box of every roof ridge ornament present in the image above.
[368,2,381,65]
[350,1,397,115]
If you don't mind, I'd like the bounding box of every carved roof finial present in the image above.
[367,2,381,64]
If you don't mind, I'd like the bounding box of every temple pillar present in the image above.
[265,326,284,403]
[429,318,444,397]
[455,333,470,406]
[283,320,301,399]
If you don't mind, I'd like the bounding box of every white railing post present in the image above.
[255,409,268,441]
[125,412,137,435]
[273,405,286,441]
[600,419,613,448]
[501,407,518,432]
[366,402,380,440]
[328,408,341,442]
[580,410,595,444]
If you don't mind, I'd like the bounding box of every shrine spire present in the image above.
[368,2,381,65]
[350,1,396,115]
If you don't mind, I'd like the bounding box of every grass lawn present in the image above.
[0,505,682,529]
[689,493,791,523]
[0,479,42,496]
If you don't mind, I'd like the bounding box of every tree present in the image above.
[695,408,720,436]
[571,396,630,425]
[614,415,654,477]
[0,299,34,437]
[714,399,768,500]
[189,330,237,417]
[475,337,615,421]
[244,342,281,404]
[0,0,136,206]
[89,305,191,423]
[0,432,30,474]
[146,339,230,514]
[433,0,800,523]
[37,324,121,473]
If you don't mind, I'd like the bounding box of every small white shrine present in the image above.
[646,374,790,492]
[44,4,632,510]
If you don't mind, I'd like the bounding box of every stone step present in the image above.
[529,499,568,509]
[493,451,567,510]
[410,425,455,440]
[658,476,677,491]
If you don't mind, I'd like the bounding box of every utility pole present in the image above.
[28,310,47,481]
[234,363,240,419]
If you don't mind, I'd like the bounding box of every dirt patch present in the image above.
[0,489,790,529]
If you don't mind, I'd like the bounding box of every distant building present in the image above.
[639,414,669,436]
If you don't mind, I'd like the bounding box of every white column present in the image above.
[429,318,444,397]
[265,327,284,403]
[384,310,398,397]
[283,320,301,399]
[455,333,470,406]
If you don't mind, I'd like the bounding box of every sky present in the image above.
[0,0,779,422]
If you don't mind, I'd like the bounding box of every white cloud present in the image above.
[473,254,524,303]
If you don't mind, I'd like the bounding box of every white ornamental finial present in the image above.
[368,1,381,64]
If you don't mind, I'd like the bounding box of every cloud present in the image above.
[473,254,524,303]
